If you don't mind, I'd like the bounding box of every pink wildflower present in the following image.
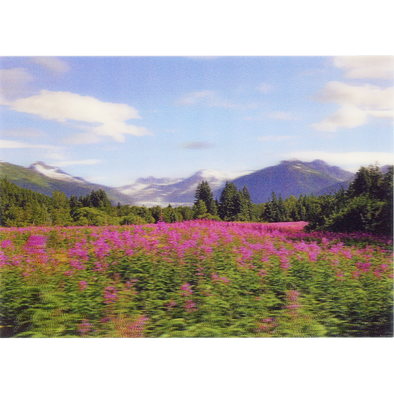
[336,271,344,280]
[78,320,92,335]
[1,239,14,250]
[104,286,118,304]
[181,283,193,296]
[128,316,149,337]
[185,299,197,313]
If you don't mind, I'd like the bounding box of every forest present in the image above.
[0,164,392,236]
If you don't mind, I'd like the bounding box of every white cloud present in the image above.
[10,90,140,122]
[333,56,394,79]
[30,57,70,73]
[6,90,152,142]
[61,132,102,145]
[0,68,34,102]
[311,104,368,132]
[267,111,299,121]
[0,127,46,139]
[94,121,150,142]
[313,82,393,109]
[177,90,224,106]
[176,90,242,109]
[0,139,56,149]
[284,151,394,168]
[311,82,394,131]
[258,135,295,142]
[256,83,273,94]
[50,159,101,166]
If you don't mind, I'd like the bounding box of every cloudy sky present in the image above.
[0,56,393,186]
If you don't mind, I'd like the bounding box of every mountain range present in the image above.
[0,161,133,205]
[0,159,358,206]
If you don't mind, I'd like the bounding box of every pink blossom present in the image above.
[1,239,14,250]
[181,283,193,296]
[104,286,118,304]
[185,299,197,312]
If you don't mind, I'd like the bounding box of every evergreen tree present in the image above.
[193,200,208,219]
[218,182,238,221]
[49,191,72,226]
[194,181,217,215]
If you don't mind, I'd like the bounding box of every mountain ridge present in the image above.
[0,161,134,206]
[231,160,355,203]
[0,159,369,206]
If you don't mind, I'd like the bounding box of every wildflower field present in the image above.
[0,220,392,337]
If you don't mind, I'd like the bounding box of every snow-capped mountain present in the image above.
[1,159,369,207]
[232,159,355,203]
[0,161,134,205]
[116,169,254,206]
[29,161,86,184]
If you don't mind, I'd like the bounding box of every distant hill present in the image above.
[231,159,355,203]
[4,159,390,207]
[0,161,134,205]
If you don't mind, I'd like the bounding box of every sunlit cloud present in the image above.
[176,90,253,109]
[0,68,34,102]
[258,135,295,142]
[311,82,393,132]
[0,127,46,139]
[256,83,273,94]
[5,90,152,142]
[312,104,368,132]
[61,132,103,145]
[30,57,70,74]
[267,111,299,121]
[333,56,394,79]
[0,139,57,149]
[50,159,101,166]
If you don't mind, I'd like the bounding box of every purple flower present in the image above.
[79,281,87,291]
[78,320,92,335]
[181,283,193,296]
[1,239,14,250]
[185,299,197,312]
[104,286,118,304]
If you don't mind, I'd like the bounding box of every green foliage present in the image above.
[73,207,120,226]
[193,200,208,219]
[218,182,253,221]
[194,181,218,216]
[306,165,393,236]
[1,163,392,236]
[1,221,392,337]
[120,213,147,225]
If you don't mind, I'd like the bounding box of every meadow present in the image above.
[0,220,392,337]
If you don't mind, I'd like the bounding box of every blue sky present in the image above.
[0,56,393,186]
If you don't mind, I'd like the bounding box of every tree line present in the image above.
[0,164,392,236]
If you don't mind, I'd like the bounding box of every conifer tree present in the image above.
[50,190,72,226]
[193,200,208,219]
[218,182,238,221]
[194,181,217,215]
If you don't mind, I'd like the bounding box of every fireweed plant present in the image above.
[0,220,392,337]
